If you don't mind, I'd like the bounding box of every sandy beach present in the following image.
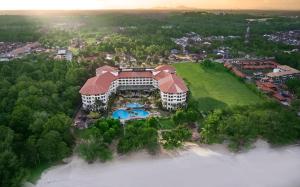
[34,141,300,187]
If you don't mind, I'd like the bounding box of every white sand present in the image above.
[35,141,300,187]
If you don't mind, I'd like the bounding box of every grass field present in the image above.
[174,63,264,111]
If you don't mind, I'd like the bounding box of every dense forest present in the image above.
[0,16,41,42]
[0,56,88,186]
[201,103,300,151]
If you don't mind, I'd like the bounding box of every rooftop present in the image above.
[80,65,188,95]
[80,72,117,95]
[267,65,300,78]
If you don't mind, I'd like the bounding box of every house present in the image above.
[240,60,278,70]
[79,65,188,111]
[256,81,278,94]
[231,67,246,78]
[213,49,229,59]
[105,54,114,61]
[224,62,246,78]
[266,65,300,84]
[174,37,189,47]
[56,49,73,61]
[5,42,41,59]
[253,72,264,79]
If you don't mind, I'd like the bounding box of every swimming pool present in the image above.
[125,103,144,109]
[112,109,150,120]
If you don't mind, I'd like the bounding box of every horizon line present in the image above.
[0,8,300,11]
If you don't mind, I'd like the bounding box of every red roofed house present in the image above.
[80,65,188,111]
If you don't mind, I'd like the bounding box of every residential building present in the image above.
[79,65,188,111]
[55,49,73,61]
[267,65,300,84]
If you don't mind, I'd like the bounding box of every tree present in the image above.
[0,150,24,187]
[0,55,89,184]
[29,111,49,134]
[43,114,73,145]
[75,121,117,163]
[76,139,112,163]
[172,110,198,126]
[65,67,88,86]
[117,121,159,154]
[147,117,159,129]
[9,105,33,135]
[172,110,185,125]
[162,126,192,149]
[37,131,70,163]
[44,114,71,133]
[291,99,300,111]
[24,135,39,167]
[94,119,122,144]
[141,127,159,154]
[286,79,300,92]
[0,126,24,187]
[0,65,12,77]
[200,110,224,144]
[201,104,300,150]
[220,114,258,150]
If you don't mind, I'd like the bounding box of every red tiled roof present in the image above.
[273,93,286,101]
[80,65,188,95]
[118,71,153,78]
[154,70,170,80]
[262,82,277,89]
[243,65,277,69]
[256,81,277,93]
[261,87,276,93]
[158,74,188,93]
[224,62,232,69]
[80,72,117,95]
[231,67,246,78]
[239,60,278,66]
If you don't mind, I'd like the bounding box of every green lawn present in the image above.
[174,63,264,111]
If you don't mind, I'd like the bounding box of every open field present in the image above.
[174,63,264,111]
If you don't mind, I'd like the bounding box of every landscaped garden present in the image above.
[174,62,265,111]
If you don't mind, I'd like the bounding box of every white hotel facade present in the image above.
[80,65,188,110]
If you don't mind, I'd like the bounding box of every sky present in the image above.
[0,0,299,10]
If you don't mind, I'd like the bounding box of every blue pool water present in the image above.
[126,103,144,109]
[112,109,150,120]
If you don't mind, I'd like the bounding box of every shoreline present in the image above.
[30,140,300,187]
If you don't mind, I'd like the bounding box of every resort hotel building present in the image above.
[79,65,188,111]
